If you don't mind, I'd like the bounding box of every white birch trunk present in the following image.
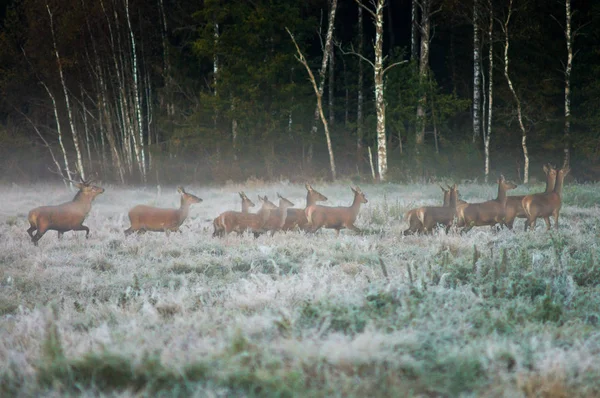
[563,0,572,168]
[41,82,72,188]
[503,0,529,183]
[124,0,146,182]
[484,0,493,182]
[328,44,335,126]
[47,4,86,180]
[411,0,418,61]
[373,0,387,180]
[473,0,481,143]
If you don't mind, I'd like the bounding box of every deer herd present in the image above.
[24,165,570,245]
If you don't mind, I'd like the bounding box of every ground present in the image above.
[1,179,599,396]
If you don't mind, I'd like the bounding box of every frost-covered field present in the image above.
[1,180,600,396]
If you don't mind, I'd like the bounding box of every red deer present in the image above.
[261,193,295,236]
[522,167,570,231]
[404,185,466,235]
[124,186,202,236]
[213,195,278,237]
[403,184,459,235]
[212,191,255,237]
[305,186,368,236]
[504,164,556,230]
[281,184,328,231]
[27,176,105,245]
[456,175,517,233]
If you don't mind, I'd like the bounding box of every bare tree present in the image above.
[357,4,365,169]
[502,0,529,183]
[483,0,494,182]
[411,0,419,61]
[415,0,434,148]
[287,10,338,180]
[352,0,407,181]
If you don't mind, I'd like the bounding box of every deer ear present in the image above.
[74,182,84,190]
[439,184,448,193]
[305,183,312,191]
[350,186,356,193]
[177,186,185,194]
[543,164,549,173]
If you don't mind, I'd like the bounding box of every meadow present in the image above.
[1,179,600,397]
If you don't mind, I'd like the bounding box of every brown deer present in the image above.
[27,176,105,245]
[212,191,255,237]
[456,175,517,233]
[124,186,202,236]
[213,195,278,237]
[504,164,556,230]
[261,193,295,236]
[403,184,460,235]
[404,185,466,235]
[281,184,328,231]
[522,167,570,231]
[305,186,368,236]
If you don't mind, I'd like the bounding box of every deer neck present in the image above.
[306,191,320,208]
[496,182,508,203]
[545,174,556,193]
[258,206,272,224]
[72,191,94,214]
[350,194,363,217]
[241,202,251,213]
[553,174,566,197]
[178,198,192,224]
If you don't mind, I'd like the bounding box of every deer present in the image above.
[305,186,368,236]
[281,184,328,231]
[504,164,557,230]
[404,185,466,235]
[403,184,460,235]
[212,191,255,237]
[456,175,518,233]
[212,195,278,237]
[260,193,295,236]
[522,166,570,231]
[27,175,105,245]
[124,186,202,236]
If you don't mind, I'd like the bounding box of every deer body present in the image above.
[213,196,278,237]
[262,194,295,236]
[282,184,328,231]
[504,165,556,229]
[305,186,367,236]
[404,185,466,234]
[522,167,570,231]
[27,179,104,245]
[456,176,517,233]
[213,192,255,237]
[404,185,459,235]
[124,187,202,235]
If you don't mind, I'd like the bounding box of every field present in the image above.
[1,179,600,397]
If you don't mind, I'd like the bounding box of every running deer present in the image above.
[403,184,459,235]
[281,184,328,231]
[27,175,105,245]
[212,192,255,237]
[305,186,368,236]
[522,167,570,231]
[259,193,295,236]
[456,175,517,233]
[213,195,278,237]
[504,164,556,230]
[124,186,202,236]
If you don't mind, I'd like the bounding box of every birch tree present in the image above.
[473,0,482,143]
[483,0,494,181]
[47,4,86,180]
[502,0,529,183]
[357,4,365,167]
[415,0,432,147]
[287,24,337,180]
[560,0,573,168]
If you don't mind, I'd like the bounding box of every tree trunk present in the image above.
[328,43,335,127]
[563,0,572,168]
[411,0,418,61]
[503,0,529,183]
[373,0,387,181]
[473,0,481,143]
[484,0,493,182]
[41,82,72,187]
[415,0,431,147]
[357,3,364,169]
[47,4,86,180]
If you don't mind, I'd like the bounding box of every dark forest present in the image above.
[0,0,599,184]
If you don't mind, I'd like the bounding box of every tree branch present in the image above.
[383,59,409,75]
[336,42,375,69]
[354,0,377,19]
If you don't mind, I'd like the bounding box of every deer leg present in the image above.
[72,225,90,238]
[124,227,135,236]
[32,229,46,246]
[27,224,36,238]
[553,211,560,230]
[58,232,63,239]
[544,217,551,231]
[347,224,361,234]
